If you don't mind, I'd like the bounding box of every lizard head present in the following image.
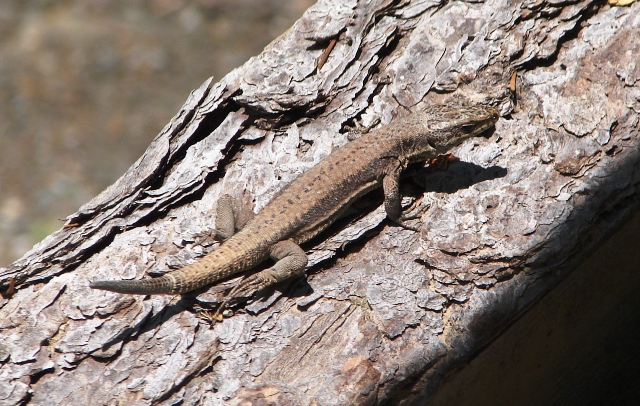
[421,103,500,152]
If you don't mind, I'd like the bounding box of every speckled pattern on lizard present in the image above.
[90,102,500,313]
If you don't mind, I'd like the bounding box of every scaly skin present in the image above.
[90,103,499,297]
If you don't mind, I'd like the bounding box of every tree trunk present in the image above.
[2,0,639,405]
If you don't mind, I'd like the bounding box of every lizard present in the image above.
[90,102,500,311]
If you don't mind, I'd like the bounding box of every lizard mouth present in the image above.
[477,120,497,137]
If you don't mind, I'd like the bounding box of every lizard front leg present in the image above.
[382,164,420,231]
[217,239,308,315]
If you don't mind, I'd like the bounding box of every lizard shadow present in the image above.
[406,160,507,195]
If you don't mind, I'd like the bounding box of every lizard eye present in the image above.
[460,123,477,134]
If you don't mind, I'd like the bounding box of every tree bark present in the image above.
[2,0,640,405]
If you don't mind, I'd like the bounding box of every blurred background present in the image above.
[0,0,314,266]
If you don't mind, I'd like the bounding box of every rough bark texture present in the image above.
[1,0,639,405]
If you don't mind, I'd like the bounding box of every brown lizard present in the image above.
[90,103,499,309]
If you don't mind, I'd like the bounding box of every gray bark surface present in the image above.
[2,0,640,405]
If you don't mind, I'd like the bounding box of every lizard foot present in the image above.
[214,271,277,318]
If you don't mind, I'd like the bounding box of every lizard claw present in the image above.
[395,220,421,232]
[215,272,275,318]
[389,214,421,232]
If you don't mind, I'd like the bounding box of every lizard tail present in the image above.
[90,275,179,294]
[91,232,269,295]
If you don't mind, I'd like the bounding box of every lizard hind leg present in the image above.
[213,193,255,241]
[216,239,308,316]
